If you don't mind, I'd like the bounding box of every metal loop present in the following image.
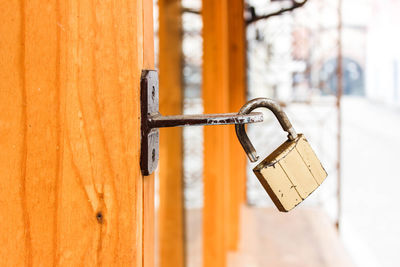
[235,98,297,162]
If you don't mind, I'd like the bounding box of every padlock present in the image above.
[235,98,327,212]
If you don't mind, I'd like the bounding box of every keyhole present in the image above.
[152,85,155,101]
[152,148,155,162]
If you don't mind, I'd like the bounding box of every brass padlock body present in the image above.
[253,134,327,212]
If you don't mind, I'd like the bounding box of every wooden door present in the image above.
[0,0,155,266]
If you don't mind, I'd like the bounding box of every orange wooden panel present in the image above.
[227,0,247,251]
[158,0,185,266]
[143,1,156,266]
[0,0,154,266]
[202,0,230,266]
[0,1,27,265]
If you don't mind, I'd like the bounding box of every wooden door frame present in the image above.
[0,0,155,266]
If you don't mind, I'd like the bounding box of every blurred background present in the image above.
[154,0,400,266]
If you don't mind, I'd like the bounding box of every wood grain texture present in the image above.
[142,1,156,267]
[227,0,246,251]
[0,0,154,266]
[202,0,230,266]
[158,0,185,267]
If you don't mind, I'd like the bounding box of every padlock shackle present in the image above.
[235,98,297,162]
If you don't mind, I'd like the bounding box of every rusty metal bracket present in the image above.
[140,69,264,176]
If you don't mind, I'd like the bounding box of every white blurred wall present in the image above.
[366,0,400,106]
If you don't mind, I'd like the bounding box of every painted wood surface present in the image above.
[253,134,327,212]
[202,0,230,266]
[158,0,185,266]
[0,0,154,266]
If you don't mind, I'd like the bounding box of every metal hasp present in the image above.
[140,70,264,176]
